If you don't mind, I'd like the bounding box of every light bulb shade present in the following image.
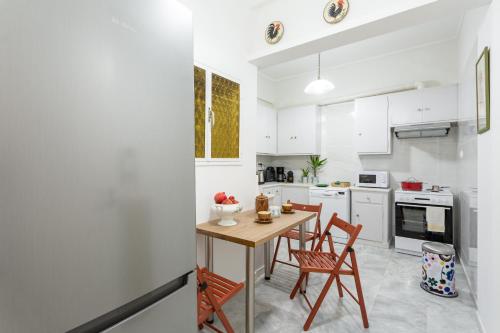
[304,79,335,95]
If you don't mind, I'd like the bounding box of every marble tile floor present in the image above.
[201,242,481,333]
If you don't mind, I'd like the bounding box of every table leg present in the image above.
[205,235,214,322]
[245,246,255,333]
[264,241,271,280]
[299,223,306,292]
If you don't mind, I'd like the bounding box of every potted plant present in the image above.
[308,155,327,184]
[301,168,310,184]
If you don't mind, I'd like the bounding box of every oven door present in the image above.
[395,202,453,243]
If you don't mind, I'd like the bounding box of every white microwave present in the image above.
[357,171,390,189]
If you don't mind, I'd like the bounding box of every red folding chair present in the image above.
[270,202,325,275]
[197,267,244,333]
[289,213,369,331]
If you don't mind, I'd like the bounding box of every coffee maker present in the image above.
[276,167,285,182]
[265,167,276,182]
[287,170,294,183]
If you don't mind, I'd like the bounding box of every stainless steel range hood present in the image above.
[394,122,451,139]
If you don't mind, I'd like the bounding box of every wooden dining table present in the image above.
[196,209,316,333]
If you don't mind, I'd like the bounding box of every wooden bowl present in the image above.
[257,211,272,221]
[282,203,293,213]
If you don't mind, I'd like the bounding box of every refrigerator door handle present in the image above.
[67,272,193,333]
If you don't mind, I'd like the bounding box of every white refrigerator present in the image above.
[0,0,197,332]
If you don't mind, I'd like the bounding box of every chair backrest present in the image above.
[290,201,322,235]
[314,213,363,270]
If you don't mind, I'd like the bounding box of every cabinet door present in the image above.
[256,101,268,153]
[422,85,458,123]
[257,101,276,154]
[389,89,423,126]
[281,187,309,205]
[265,105,277,154]
[354,95,390,154]
[278,106,319,155]
[352,201,383,242]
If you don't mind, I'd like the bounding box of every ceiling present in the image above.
[259,14,464,81]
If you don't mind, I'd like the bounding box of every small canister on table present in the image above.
[255,193,269,213]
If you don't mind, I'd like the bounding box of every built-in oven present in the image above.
[395,202,453,244]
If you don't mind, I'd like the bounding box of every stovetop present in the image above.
[395,187,453,206]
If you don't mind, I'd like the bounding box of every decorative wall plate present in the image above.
[265,21,284,44]
[323,0,349,24]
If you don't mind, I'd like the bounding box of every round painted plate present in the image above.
[323,0,349,24]
[265,21,284,44]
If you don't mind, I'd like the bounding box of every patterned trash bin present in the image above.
[421,242,458,297]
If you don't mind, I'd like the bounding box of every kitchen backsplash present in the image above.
[257,102,460,191]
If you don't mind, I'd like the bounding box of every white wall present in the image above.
[270,39,458,109]
[249,0,441,65]
[475,1,500,332]
[257,73,276,105]
[182,0,258,282]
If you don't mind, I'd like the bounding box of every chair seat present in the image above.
[291,250,339,273]
[199,270,244,312]
[281,229,317,241]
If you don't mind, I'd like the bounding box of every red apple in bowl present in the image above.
[214,192,227,204]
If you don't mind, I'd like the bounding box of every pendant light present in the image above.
[304,53,335,95]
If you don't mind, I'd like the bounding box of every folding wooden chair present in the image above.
[270,202,326,275]
[197,267,244,333]
[289,213,369,331]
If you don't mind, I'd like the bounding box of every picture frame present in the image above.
[476,47,490,134]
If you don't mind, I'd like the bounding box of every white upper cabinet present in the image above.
[277,105,321,155]
[256,100,277,154]
[388,89,423,126]
[354,95,391,155]
[389,85,458,126]
[422,85,458,123]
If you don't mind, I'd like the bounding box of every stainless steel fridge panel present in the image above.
[0,0,195,332]
[103,273,196,333]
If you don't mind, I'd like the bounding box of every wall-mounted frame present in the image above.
[476,47,490,134]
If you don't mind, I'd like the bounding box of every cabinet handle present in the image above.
[425,107,431,111]
[358,133,362,136]
[356,214,360,217]
[417,108,423,112]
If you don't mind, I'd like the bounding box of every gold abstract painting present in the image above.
[211,73,240,158]
[194,66,206,158]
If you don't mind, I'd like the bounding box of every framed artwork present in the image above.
[323,0,349,24]
[476,47,490,134]
[265,21,284,45]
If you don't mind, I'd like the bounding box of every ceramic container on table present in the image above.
[212,204,242,226]
[270,206,281,218]
[255,193,269,213]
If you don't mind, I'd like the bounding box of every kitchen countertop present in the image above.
[350,186,392,193]
[259,183,393,192]
[259,182,313,188]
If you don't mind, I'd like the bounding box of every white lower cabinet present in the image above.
[281,186,309,205]
[350,188,391,247]
[261,186,281,206]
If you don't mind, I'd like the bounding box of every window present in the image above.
[194,66,206,158]
[194,65,240,162]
